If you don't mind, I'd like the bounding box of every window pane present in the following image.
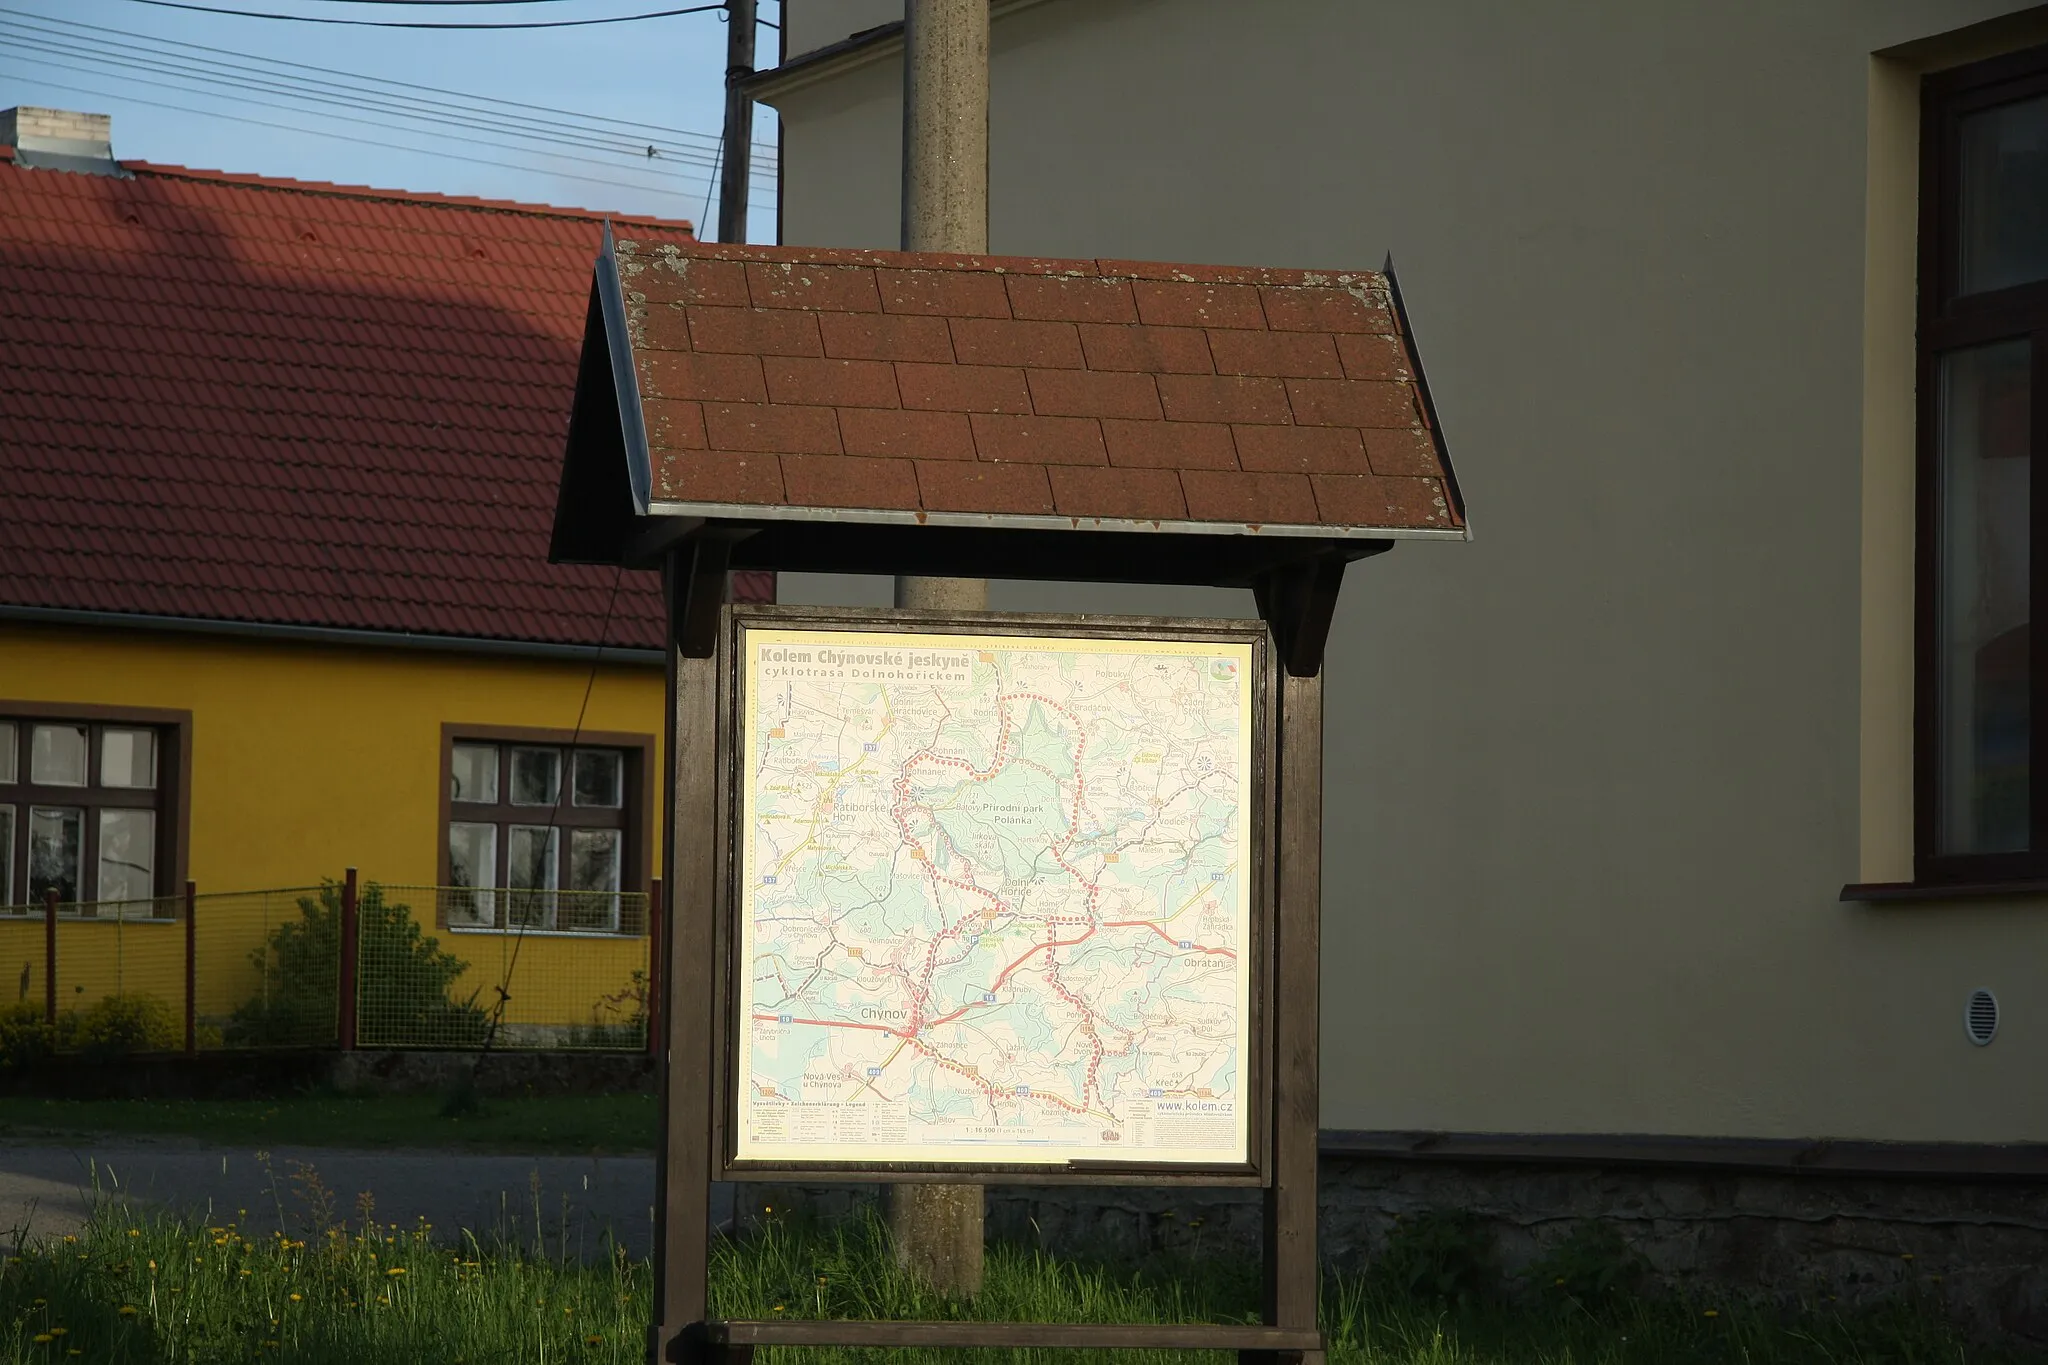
[97,809,156,907]
[507,824,558,927]
[573,750,623,808]
[100,729,156,790]
[563,829,621,932]
[1959,95,2048,295]
[450,744,499,805]
[447,822,498,928]
[27,806,82,904]
[1938,339,2033,853]
[0,723,15,784]
[509,748,560,806]
[29,726,86,787]
[0,806,12,906]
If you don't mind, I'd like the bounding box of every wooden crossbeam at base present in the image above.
[704,1319,1324,1351]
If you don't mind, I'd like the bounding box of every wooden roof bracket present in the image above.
[663,528,755,659]
[1255,546,1386,677]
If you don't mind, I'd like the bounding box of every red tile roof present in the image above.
[0,146,708,653]
[615,241,1463,538]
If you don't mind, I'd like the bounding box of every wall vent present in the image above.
[1966,988,1999,1046]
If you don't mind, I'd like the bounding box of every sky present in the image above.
[0,0,779,239]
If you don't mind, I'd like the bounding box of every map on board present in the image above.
[733,626,1255,1167]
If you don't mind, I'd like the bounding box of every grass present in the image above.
[0,1197,2022,1365]
[0,1093,657,1154]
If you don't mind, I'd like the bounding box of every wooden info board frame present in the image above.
[656,591,1331,1364]
[715,607,1273,1185]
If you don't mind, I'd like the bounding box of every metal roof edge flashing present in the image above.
[744,0,1058,105]
[549,224,654,566]
[599,222,653,516]
[1383,255,1470,540]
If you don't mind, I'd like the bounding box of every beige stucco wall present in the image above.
[771,0,2048,1143]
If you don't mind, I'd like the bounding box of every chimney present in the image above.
[1,107,129,177]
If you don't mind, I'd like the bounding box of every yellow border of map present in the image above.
[734,625,1256,1167]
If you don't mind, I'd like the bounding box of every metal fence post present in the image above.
[184,880,198,1055]
[338,868,359,1051]
[41,889,56,1028]
[646,877,663,1059]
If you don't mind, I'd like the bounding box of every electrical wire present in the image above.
[0,66,715,203]
[1,34,758,177]
[474,565,629,1060]
[121,0,725,26]
[1,6,777,161]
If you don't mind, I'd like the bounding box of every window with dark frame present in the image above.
[0,716,173,917]
[444,735,642,934]
[1918,43,2048,883]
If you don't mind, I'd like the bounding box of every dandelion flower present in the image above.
[289,1293,302,1302]
[586,1336,604,1345]
[387,1267,406,1277]
[32,1334,51,1344]
[49,1327,66,1336]
[127,1229,140,1237]
[1703,1310,1719,1319]
[118,1305,138,1316]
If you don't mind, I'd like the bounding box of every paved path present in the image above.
[0,1138,728,1258]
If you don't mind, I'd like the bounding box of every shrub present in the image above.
[1523,1220,1647,1309]
[227,881,489,1049]
[0,1000,53,1070]
[1371,1209,1497,1307]
[65,991,179,1058]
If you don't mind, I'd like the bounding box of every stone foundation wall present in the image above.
[746,1157,2048,1347]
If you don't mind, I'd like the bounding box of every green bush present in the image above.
[1524,1220,1647,1308]
[0,1000,54,1069]
[1371,1209,1498,1307]
[65,991,179,1058]
[226,882,489,1049]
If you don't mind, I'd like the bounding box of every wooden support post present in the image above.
[653,544,726,1365]
[42,889,56,1027]
[647,877,664,1060]
[338,868,359,1052]
[1242,666,1326,1365]
[184,880,197,1056]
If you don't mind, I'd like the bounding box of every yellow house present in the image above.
[0,112,762,1047]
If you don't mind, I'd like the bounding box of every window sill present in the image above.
[444,924,639,940]
[1839,879,2048,904]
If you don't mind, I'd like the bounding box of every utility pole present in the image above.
[716,0,756,244]
[888,0,991,1300]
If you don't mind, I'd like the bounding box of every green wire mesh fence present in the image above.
[0,878,655,1055]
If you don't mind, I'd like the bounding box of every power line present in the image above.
[121,0,726,26]
[0,29,766,177]
[0,66,712,206]
[2,6,776,157]
[1,43,744,182]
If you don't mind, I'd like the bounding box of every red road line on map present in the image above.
[753,1014,901,1034]
[1103,921,1238,958]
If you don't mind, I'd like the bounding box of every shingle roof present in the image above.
[0,147,714,653]
[613,241,1463,540]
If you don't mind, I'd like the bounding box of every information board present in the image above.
[732,623,1257,1168]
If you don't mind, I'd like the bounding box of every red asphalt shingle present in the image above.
[0,149,707,652]
[614,241,1461,536]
